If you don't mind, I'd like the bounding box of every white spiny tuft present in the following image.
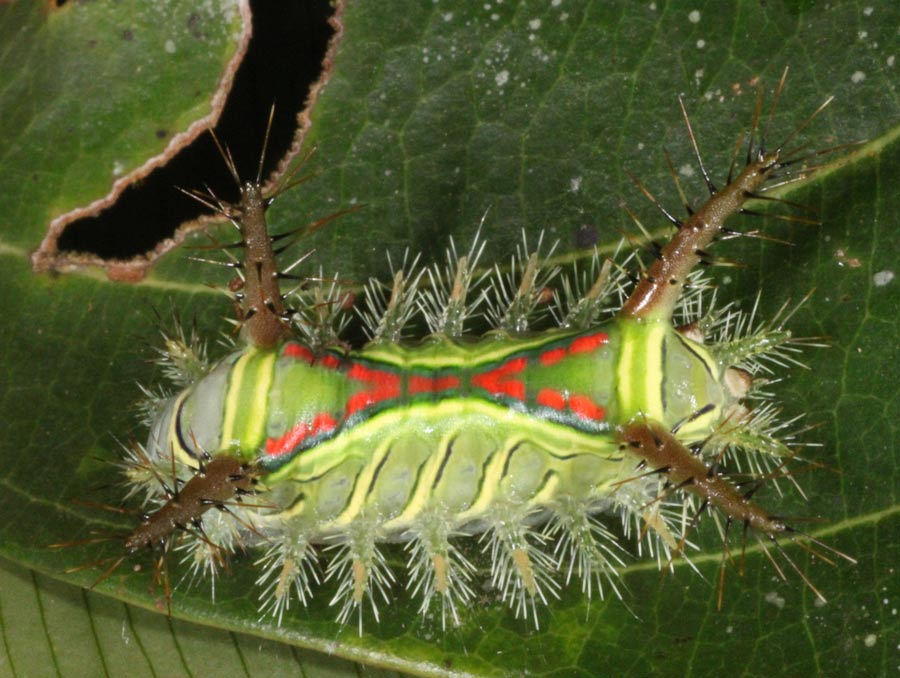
[255,527,321,624]
[419,227,490,337]
[135,314,210,427]
[702,402,815,498]
[115,439,176,505]
[544,499,627,601]
[611,475,696,571]
[152,314,210,388]
[705,294,821,375]
[359,250,424,342]
[486,231,560,333]
[176,505,246,601]
[404,508,476,629]
[292,267,353,350]
[552,246,634,330]
[672,270,717,331]
[134,383,174,430]
[325,519,395,633]
[482,505,560,628]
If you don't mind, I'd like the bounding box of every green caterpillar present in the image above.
[68,75,855,630]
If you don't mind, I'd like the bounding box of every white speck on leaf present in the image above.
[851,70,866,83]
[165,39,176,54]
[120,620,131,645]
[495,70,510,87]
[873,270,895,286]
[688,9,701,23]
[864,633,877,647]
[764,591,785,609]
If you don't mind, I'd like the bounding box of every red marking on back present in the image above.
[283,343,314,364]
[345,392,375,415]
[536,388,566,410]
[266,413,338,457]
[345,362,402,416]
[568,394,605,421]
[569,332,608,355]
[471,357,527,401]
[409,375,462,393]
[539,347,567,366]
[319,354,341,369]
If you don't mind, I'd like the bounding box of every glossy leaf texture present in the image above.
[1,1,898,677]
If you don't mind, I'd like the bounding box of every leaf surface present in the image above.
[1,1,897,677]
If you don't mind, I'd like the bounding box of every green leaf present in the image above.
[0,557,406,678]
[0,0,248,261]
[2,1,898,677]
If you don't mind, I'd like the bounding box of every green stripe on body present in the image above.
[361,329,586,370]
[616,320,666,421]
[221,348,277,454]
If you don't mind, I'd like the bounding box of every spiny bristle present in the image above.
[404,512,476,629]
[552,246,633,330]
[419,229,489,337]
[134,314,210,427]
[703,403,814,499]
[255,528,320,625]
[151,315,210,388]
[324,519,395,633]
[176,506,246,600]
[612,475,695,568]
[482,505,561,626]
[671,270,717,329]
[292,267,352,351]
[544,499,626,601]
[134,383,173,430]
[703,295,823,375]
[359,251,424,342]
[115,439,174,505]
[486,231,560,334]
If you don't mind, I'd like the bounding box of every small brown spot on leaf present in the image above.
[187,13,206,39]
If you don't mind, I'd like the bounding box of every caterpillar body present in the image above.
[64,74,855,630]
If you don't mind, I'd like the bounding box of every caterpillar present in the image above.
[59,73,855,632]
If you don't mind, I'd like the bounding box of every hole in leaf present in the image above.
[58,0,335,259]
